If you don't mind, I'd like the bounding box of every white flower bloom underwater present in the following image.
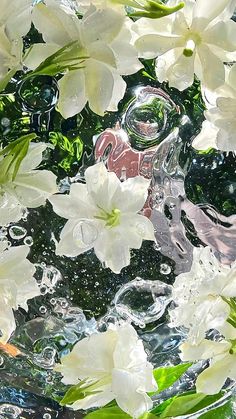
[55,323,157,417]
[170,245,236,396]
[0,240,39,343]
[25,0,142,118]
[0,0,32,88]
[169,246,236,344]
[193,64,236,152]
[0,136,58,226]
[49,162,155,273]
[133,0,236,91]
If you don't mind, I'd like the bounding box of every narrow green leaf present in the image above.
[84,406,131,419]
[0,67,18,92]
[0,133,37,183]
[152,363,192,394]
[199,400,233,418]
[26,40,88,77]
[152,392,223,418]
[60,379,102,406]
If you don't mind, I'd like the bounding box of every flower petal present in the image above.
[85,59,115,116]
[0,297,16,344]
[94,229,130,273]
[112,369,153,418]
[13,170,57,207]
[24,43,60,70]
[113,176,150,213]
[57,70,87,119]
[180,339,230,362]
[196,45,225,90]
[192,120,218,150]
[196,354,233,395]
[56,219,98,257]
[194,0,230,23]
[19,142,52,172]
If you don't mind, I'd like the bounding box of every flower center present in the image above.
[94,207,121,228]
[183,33,201,57]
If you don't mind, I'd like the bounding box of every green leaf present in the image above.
[141,413,158,419]
[60,379,103,406]
[84,406,132,419]
[0,67,18,92]
[198,400,233,418]
[0,133,37,183]
[26,41,88,77]
[152,392,223,418]
[152,363,192,394]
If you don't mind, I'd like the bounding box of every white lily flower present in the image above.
[133,0,236,91]
[49,162,155,273]
[0,0,32,87]
[55,323,157,417]
[181,338,236,395]
[25,0,142,118]
[0,241,39,343]
[193,64,236,151]
[0,142,58,226]
[169,246,236,344]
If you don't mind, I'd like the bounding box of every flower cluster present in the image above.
[170,246,236,395]
[55,323,157,418]
[0,240,40,343]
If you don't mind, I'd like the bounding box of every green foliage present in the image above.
[152,363,192,393]
[0,133,37,183]
[25,40,88,77]
[84,406,131,419]
[199,400,233,418]
[60,379,102,406]
[152,392,224,418]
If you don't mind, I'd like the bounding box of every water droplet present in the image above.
[9,225,27,240]
[33,347,57,369]
[0,405,22,418]
[17,75,59,113]
[73,220,98,248]
[43,413,51,419]
[24,236,33,246]
[1,117,10,127]
[39,305,47,314]
[114,277,172,326]
[0,355,4,366]
[160,263,171,275]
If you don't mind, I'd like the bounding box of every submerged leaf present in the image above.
[152,363,192,394]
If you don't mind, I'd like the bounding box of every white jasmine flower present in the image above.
[193,64,236,151]
[133,0,236,91]
[0,0,32,89]
[49,162,155,273]
[25,0,142,118]
[0,241,39,343]
[181,337,236,395]
[55,323,157,417]
[169,246,236,344]
[0,139,58,226]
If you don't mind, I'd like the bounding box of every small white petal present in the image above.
[192,120,218,150]
[196,354,233,395]
[57,70,87,119]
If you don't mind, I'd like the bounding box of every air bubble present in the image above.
[160,263,171,275]
[17,75,59,113]
[73,220,98,247]
[24,236,33,246]
[9,225,27,240]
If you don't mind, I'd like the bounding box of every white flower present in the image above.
[0,240,39,343]
[181,337,236,395]
[49,162,155,273]
[0,0,32,87]
[0,141,58,226]
[193,64,236,151]
[133,0,236,91]
[169,246,236,344]
[55,323,157,417]
[25,0,142,118]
